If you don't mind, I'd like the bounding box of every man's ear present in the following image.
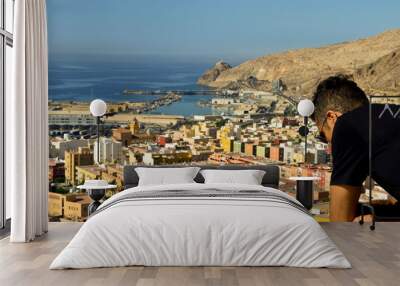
[326,110,341,128]
[326,110,337,120]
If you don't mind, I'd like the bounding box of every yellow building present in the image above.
[63,194,91,221]
[102,164,124,191]
[64,147,93,186]
[180,125,195,138]
[144,151,192,165]
[107,103,129,113]
[48,192,90,221]
[192,124,202,137]
[292,152,304,164]
[75,165,101,186]
[219,125,234,153]
[48,192,66,217]
[220,136,233,153]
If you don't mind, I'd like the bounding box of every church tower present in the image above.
[130,118,140,135]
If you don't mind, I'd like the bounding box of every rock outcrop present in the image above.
[197,61,232,85]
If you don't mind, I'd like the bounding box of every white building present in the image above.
[211,98,235,105]
[270,117,283,128]
[283,145,294,164]
[94,137,122,164]
[48,110,96,125]
[50,139,89,159]
[142,152,155,166]
[193,115,223,121]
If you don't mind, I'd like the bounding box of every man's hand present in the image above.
[330,185,362,222]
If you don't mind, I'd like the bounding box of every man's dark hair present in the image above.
[311,75,369,123]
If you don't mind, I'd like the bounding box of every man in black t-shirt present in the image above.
[311,75,400,222]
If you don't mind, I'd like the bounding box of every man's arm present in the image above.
[330,185,362,222]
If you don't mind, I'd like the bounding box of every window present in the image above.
[0,0,13,230]
[49,3,400,224]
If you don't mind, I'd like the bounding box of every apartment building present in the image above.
[94,137,123,164]
[50,138,90,159]
[64,147,94,185]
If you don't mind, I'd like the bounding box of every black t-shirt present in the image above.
[331,103,400,200]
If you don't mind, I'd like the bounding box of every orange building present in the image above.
[269,146,283,161]
[112,128,132,146]
[244,143,256,157]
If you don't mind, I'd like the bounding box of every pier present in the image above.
[140,92,182,113]
[123,89,221,96]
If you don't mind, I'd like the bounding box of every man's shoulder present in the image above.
[342,104,370,120]
[333,110,358,135]
[337,104,372,132]
[332,105,369,145]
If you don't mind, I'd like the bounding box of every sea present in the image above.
[49,55,224,116]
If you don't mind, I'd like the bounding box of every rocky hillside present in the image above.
[354,49,400,95]
[198,29,400,96]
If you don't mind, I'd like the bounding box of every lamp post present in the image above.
[90,99,107,164]
[294,99,316,211]
[297,99,314,164]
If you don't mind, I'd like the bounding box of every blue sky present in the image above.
[47,0,400,63]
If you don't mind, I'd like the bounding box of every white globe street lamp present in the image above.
[297,99,314,117]
[297,99,315,164]
[90,99,107,164]
[90,99,107,117]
